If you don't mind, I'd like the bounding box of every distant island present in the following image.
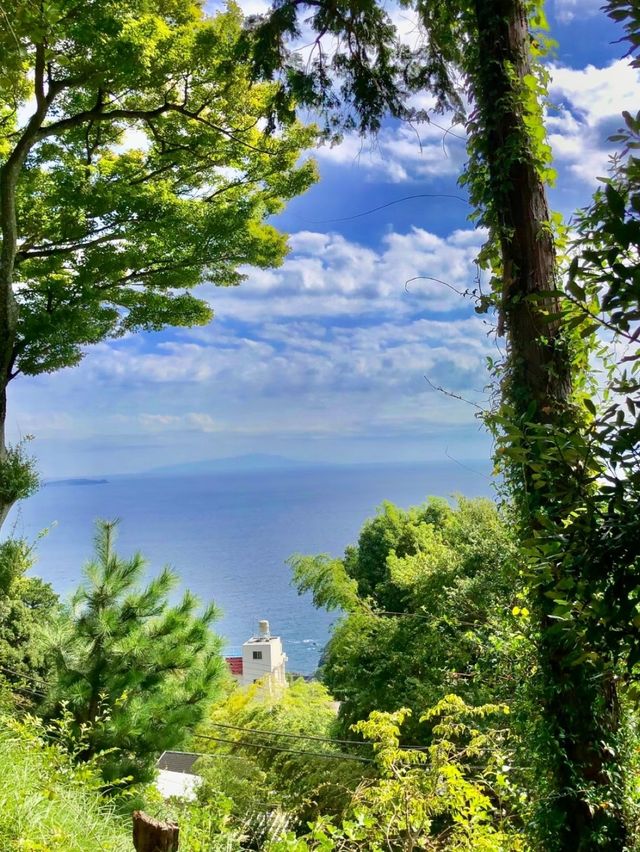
[44,478,109,487]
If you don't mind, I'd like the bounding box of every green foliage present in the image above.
[197,679,366,830]
[292,498,527,742]
[557,93,640,667]
[0,714,130,850]
[41,520,225,786]
[479,5,640,844]
[0,438,39,506]
[0,0,317,379]
[268,698,526,851]
[0,535,59,685]
[143,781,244,852]
[288,554,359,612]
[236,0,640,843]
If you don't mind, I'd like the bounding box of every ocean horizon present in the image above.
[8,460,493,674]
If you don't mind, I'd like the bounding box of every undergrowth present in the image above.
[0,717,130,851]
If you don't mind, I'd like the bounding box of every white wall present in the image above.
[241,634,287,689]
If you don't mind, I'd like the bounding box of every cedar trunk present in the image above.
[472,0,627,847]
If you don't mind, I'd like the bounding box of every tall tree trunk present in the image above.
[0,162,20,529]
[0,47,51,531]
[0,385,12,528]
[471,0,627,847]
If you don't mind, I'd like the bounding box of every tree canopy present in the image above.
[290,498,527,742]
[0,0,317,521]
[0,536,59,684]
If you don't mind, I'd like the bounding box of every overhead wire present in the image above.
[193,732,376,764]
[205,719,373,748]
[0,663,48,686]
[0,662,432,751]
[302,192,468,224]
[204,719,428,752]
[0,664,47,697]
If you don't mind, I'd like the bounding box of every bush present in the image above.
[0,439,39,507]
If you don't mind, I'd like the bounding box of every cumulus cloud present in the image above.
[314,118,467,184]
[200,226,486,324]
[547,59,640,184]
[7,223,490,471]
[47,223,493,466]
[87,316,492,401]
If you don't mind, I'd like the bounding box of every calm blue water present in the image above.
[7,462,492,673]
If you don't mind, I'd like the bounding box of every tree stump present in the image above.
[132,811,179,851]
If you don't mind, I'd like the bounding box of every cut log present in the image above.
[132,811,179,852]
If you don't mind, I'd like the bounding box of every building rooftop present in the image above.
[245,635,280,644]
[156,751,200,775]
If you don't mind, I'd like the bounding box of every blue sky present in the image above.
[8,0,640,477]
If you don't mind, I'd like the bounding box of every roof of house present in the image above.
[245,635,280,644]
[225,655,243,675]
[156,751,200,775]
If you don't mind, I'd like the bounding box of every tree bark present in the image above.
[0,44,52,529]
[132,811,179,852]
[472,0,627,847]
[0,160,21,527]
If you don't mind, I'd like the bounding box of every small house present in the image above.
[225,619,288,692]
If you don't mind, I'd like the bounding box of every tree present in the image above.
[290,498,527,743]
[247,1,636,844]
[558,69,640,673]
[269,699,524,851]
[197,678,366,831]
[41,520,226,786]
[0,0,317,526]
[0,535,59,686]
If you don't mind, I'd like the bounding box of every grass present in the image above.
[0,722,131,851]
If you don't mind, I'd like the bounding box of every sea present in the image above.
[7,461,493,674]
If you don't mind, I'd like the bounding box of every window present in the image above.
[253,651,262,660]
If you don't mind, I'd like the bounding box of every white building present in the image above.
[156,751,202,801]
[226,620,288,692]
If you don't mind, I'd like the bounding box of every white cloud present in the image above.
[553,0,602,24]
[5,224,491,471]
[200,226,486,324]
[315,120,466,183]
[139,412,224,433]
[549,60,639,122]
[547,59,640,184]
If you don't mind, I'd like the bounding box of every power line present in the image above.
[0,663,47,686]
[0,665,47,697]
[206,719,373,749]
[303,192,468,224]
[0,662,427,752]
[193,732,375,764]
[206,719,429,752]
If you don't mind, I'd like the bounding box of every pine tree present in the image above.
[42,520,225,786]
